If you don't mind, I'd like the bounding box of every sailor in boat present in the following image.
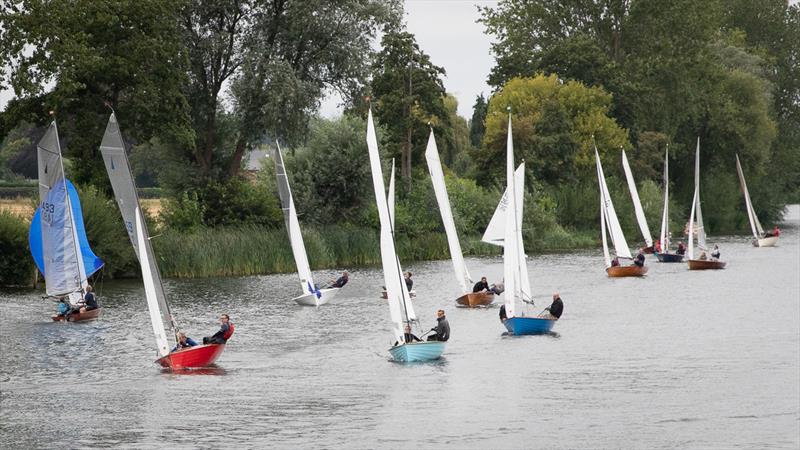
[394,324,422,346]
[404,272,413,292]
[611,257,621,267]
[633,249,646,267]
[329,271,349,288]
[539,292,564,320]
[55,297,72,319]
[427,309,450,342]
[490,280,505,295]
[78,285,99,314]
[472,277,490,293]
[203,314,235,345]
[711,245,720,260]
[699,251,708,260]
[764,226,780,238]
[677,242,687,255]
[171,331,198,352]
[499,304,507,322]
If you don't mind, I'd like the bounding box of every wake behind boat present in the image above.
[100,112,228,369]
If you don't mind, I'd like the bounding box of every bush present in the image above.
[0,210,33,286]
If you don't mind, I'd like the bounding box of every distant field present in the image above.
[0,197,163,220]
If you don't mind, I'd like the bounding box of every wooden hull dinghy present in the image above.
[455,292,494,307]
[687,259,726,270]
[754,236,779,247]
[294,287,339,306]
[655,252,684,263]
[52,308,102,322]
[156,344,225,369]
[503,317,555,335]
[606,265,648,277]
[388,341,445,362]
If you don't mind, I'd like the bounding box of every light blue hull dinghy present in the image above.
[389,341,446,362]
[503,317,555,336]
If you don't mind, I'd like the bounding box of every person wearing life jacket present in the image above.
[203,314,235,345]
[171,331,198,352]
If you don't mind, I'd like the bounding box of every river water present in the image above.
[1,208,798,449]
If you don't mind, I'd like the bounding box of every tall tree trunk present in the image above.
[227,137,247,179]
[403,126,412,182]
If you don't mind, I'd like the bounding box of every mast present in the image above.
[503,112,518,318]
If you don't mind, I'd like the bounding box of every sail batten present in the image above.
[273,143,316,294]
[621,150,653,246]
[425,131,472,292]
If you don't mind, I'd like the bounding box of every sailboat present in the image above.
[498,114,554,335]
[424,130,490,307]
[621,149,654,253]
[273,143,340,306]
[28,120,104,322]
[366,109,444,362]
[595,148,647,277]
[381,159,416,299]
[100,112,226,368]
[736,154,778,247]
[655,145,684,262]
[687,138,726,270]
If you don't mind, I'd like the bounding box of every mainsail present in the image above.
[659,146,670,251]
[693,138,706,250]
[621,149,653,247]
[595,148,632,267]
[273,143,318,297]
[735,154,764,239]
[424,130,472,293]
[366,109,416,344]
[34,121,89,296]
[99,112,176,347]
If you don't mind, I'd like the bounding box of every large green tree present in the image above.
[0,0,193,188]
[370,29,450,184]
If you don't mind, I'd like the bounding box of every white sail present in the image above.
[37,121,87,296]
[366,109,416,344]
[735,154,763,239]
[595,149,632,262]
[503,114,519,318]
[693,138,707,250]
[424,130,472,293]
[621,149,653,247]
[388,159,395,230]
[482,164,525,247]
[135,209,170,357]
[688,188,698,259]
[514,161,531,303]
[600,190,611,266]
[273,143,316,295]
[659,146,670,251]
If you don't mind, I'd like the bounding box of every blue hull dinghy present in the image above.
[503,317,555,336]
[389,341,446,362]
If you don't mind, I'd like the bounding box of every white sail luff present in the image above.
[425,130,471,292]
[135,209,170,357]
[621,150,653,246]
[595,149,632,259]
[503,114,518,318]
[367,110,414,344]
[688,188,698,259]
[694,138,707,249]
[388,159,395,230]
[735,154,761,239]
[273,144,315,294]
[660,146,670,251]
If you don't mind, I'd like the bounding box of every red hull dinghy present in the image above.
[156,344,225,369]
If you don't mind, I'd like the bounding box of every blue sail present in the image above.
[29,180,104,279]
